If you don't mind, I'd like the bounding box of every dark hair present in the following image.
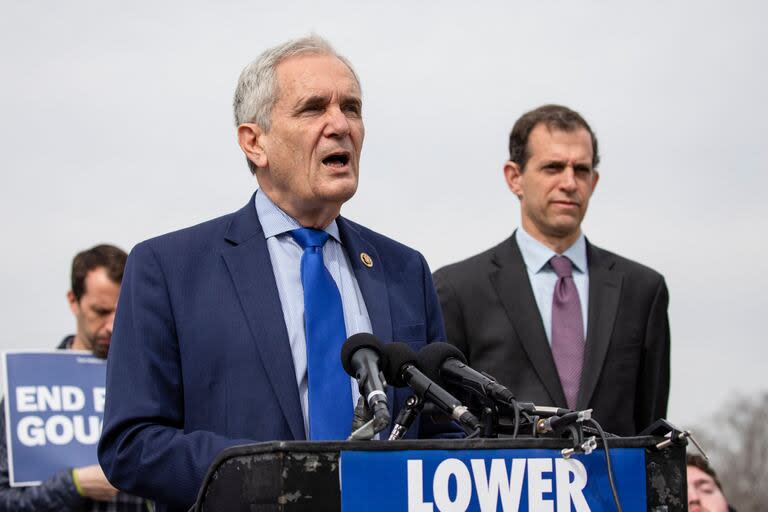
[687,453,724,492]
[508,104,600,171]
[70,244,127,301]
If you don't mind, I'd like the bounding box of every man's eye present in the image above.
[343,104,361,116]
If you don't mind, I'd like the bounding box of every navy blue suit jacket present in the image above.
[98,195,447,511]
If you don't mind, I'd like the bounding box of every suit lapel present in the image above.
[337,217,393,343]
[221,197,305,440]
[578,242,622,409]
[337,217,395,413]
[490,236,567,406]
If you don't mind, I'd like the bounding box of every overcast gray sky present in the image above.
[1,1,766,431]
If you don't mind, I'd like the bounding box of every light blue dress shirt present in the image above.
[255,190,372,436]
[515,227,589,344]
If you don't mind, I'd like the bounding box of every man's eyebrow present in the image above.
[293,94,329,112]
[540,159,592,169]
[540,159,566,167]
[692,478,715,487]
[340,94,362,105]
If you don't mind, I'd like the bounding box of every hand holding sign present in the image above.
[73,464,118,501]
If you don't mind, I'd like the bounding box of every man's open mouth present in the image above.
[322,152,350,168]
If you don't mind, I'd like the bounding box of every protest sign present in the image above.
[2,350,106,486]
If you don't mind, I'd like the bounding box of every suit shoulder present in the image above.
[434,241,503,281]
[130,211,237,260]
[591,244,666,285]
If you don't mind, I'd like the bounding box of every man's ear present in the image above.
[591,170,600,193]
[67,290,79,315]
[237,123,268,170]
[503,160,524,199]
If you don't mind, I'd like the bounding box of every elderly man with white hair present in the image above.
[98,35,447,512]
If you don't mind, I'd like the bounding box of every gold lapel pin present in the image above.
[360,252,373,268]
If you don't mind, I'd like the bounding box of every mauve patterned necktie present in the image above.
[550,255,585,410]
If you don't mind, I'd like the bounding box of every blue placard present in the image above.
[341,447,646,511]
[2,351,106,486]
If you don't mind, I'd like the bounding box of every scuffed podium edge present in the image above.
[192,437,686,512]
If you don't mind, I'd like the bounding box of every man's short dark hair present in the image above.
[71,244,127,301]
[687,453,724,492]
[508,104,600,171]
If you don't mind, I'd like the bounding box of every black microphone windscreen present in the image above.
[416,342,467,384]
[340,333,384,376]
[382,342,418,387]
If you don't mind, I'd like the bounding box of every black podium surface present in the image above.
[193,437,686,511]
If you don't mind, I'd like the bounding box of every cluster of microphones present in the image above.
[342,334,629,509]
[341,333,590,442]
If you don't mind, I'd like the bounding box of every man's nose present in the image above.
[324,106,351,137]
[106,312,116,334]
[688,485,700,504]
[559,167,578,191]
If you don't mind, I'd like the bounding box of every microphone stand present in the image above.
[388,395,424,440]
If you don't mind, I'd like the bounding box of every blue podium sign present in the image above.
[341,447,646,511]
[2,351,106,486]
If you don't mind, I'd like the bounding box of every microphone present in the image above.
[382,342,480,433]
[340,333,391,433]
[417,343,572,417]
[417,342,518,404]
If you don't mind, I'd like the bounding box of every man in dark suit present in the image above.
[98,36,446,512]
[433,104,669,437]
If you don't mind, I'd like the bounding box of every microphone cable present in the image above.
[511,399,521,439]
[586,418,622,512]
[465,426,482,439]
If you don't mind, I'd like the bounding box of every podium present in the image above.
[193,437,685,511]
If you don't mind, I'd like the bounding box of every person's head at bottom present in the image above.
[687,454,731,512]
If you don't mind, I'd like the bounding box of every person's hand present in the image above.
[73,464,119,501]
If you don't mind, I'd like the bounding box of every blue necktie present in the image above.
[290,228,352,440]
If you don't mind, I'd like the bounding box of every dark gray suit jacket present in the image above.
[433,234,670,436]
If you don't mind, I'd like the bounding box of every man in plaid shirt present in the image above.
[0,245,145,511]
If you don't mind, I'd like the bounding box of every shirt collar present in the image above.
[254,189,341,243]
[515,226,587,274]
